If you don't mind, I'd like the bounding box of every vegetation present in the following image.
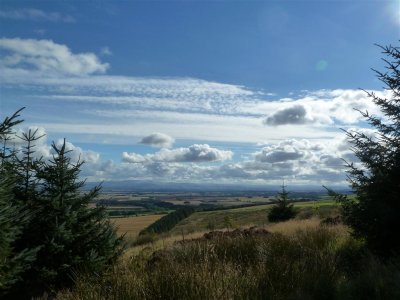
[330,44,400,257]
[57,222,400,300]
[268,184,297,222]
[0,109,123,298]
[140,207,196,235]
[2,42,400,298]
[113,214,165,240]
[0,109,38,294]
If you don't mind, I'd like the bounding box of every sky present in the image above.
[0,0,399,188]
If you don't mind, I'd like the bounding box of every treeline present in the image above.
[0,109,123,299]
[140,207,196,235]
[100,199,179,210]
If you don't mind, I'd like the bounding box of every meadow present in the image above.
[56,217,400,300]
[51,193,399,300]
[112,199,338,241]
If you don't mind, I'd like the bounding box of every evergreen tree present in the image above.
[268,184,297,222]
[336,44,400,257]
[11,139,125,297]
[0,109,124,297]
[0,108,38,296]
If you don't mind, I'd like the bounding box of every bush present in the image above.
[268,185,297,222]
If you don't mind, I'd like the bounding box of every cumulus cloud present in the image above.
[0,38,108,76]
[255,149,304,163]
[254,139,318,163]
[121,152,147,163]
[208,137,356,184]
[113,137,352,185]
[122,144,233,163]
[0,8,75,23]
[264,105,309,126]
[139,132,174,148]
[31,136,355,186]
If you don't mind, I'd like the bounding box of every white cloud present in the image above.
[0,40,384,146]
[0,8,75,23]
[204,137,356,184]
[0,38,108,76]
[95,137,354,185]
[31,85,381,128]
[122,144,233,163]
[139,132,175,148]
[17,134,353,186]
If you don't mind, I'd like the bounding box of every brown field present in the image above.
[112,214,165,239]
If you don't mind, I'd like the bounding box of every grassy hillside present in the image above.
[170,200,338,235]
[56,219,400,300]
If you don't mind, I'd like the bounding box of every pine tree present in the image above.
[268,183,297,222]
[16,139,124,295]
[336,44,400,256]
[0,109,124,297]
[0,108,38,296]
[0,176,38,296]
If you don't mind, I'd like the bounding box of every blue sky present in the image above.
[0,0,399,187]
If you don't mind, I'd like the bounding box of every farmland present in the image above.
[96,190,331,218]
[110,195,339,243]
[113,214,165,239]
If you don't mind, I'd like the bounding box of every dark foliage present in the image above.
[0,109,39,295]
[268,185,297,222]
[331,44,400,257]
[0,109,124,298]
[140,207,196,235]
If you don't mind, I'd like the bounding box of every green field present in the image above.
[169,200,338,235]
[109,198,339,241]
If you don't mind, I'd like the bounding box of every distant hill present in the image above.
[83,180,350,193]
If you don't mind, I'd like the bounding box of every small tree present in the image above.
[268,184,297,222]
[0,109,124,297]
[333,43,400,257]
[11,140,125,297]
[0,109,38,296]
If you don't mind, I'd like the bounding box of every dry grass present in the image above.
[267,218,320,234]
[58,221,399,300]
[267,218,350,238]
[112,214,165,239]
[123,230,209,259]
[125,218,348,259]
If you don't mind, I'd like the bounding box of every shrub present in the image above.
[268,185,297,222]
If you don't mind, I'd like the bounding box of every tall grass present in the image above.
[55,222,400,300]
